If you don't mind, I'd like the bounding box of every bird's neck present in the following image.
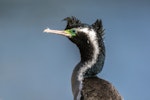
[72,38,105,82]
[71,39,105,99]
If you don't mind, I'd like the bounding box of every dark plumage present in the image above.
[81,77,122,100]
[44,16,123,100]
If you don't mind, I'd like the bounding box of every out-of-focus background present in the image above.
[0,0,150,100]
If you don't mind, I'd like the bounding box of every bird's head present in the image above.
[44,16,105,81]
[44,16,104,48]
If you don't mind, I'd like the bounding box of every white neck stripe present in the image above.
[77,28,100,81]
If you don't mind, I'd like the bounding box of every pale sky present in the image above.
[0,0,150,100]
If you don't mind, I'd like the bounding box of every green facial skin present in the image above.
[65,29,77,37]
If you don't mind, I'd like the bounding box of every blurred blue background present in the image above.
[0,0,150,100]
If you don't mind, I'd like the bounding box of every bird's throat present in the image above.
[77,40,102,81]
[79,41,95,62]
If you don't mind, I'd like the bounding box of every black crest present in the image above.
[63,16,81,29]
[92,19,104,37]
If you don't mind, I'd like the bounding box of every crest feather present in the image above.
[92,19,104,37]
[63,16,81,29]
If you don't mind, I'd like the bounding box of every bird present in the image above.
[44,16,123,100]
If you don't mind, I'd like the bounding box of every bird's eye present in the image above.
[71,29,76,33]
[69,29,77,37]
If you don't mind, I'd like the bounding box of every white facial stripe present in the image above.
[75,27,100,99]
[77,28,100,81]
